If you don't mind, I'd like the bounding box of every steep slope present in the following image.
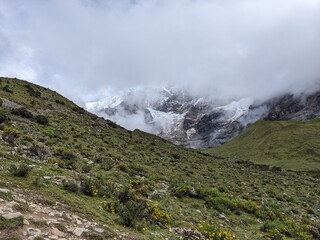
[210,120,320,171]
[0,78,319,240]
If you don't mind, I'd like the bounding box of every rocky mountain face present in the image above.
[86,88,320,148]
[265,91,320,121]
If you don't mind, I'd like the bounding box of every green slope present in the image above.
[0,77,319,240]
[210,120,320,171]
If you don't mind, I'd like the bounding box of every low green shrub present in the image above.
[9,164,31,177]
[62,180,80,193]
[34,115,49,125]
[80,178,98,197]
[81,164,92,173]
[33,176,42,187]
[48,158,66,168]
[43,128,58,138]
[104,180,118,198]
[29,143,48,158]
[261,219,295,238]
[54,147,77,160]
[171,153,180,159]
[56,223,66,232]
[2,85,13,93]
[12,202,30,213]
[0,215,24,229]
[129,179,154,197]
[55,99,65,105]
[71,106,85,114]
[118,200,146,227]
[170,182,197,198]
[100,160,113,171]
[83,232,104,240]
[2,127,20,145]
[204,189,259,214]
[239,200,259,214]
[116,162,128,172]
[196,187,221,199]
[128,163,146,176]
[205,195,235,212]
[171,184,191,197]
[25,85,41,98]
[103,198,119,214]
[11,107,33,118]
[118,187,134,204]
[106,120,117,128]
[0,109,9,124]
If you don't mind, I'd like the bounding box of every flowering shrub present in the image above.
[261,220,294,236]
[259,218,318,239]
[103,199,119,214]
[196,223,239,240]
[129,179,154,197]
[170,183,194,198]
[2,126,20,145]
[116,162,128,172]
[48,158,66,168]
[147,202,171,229]
[81,178,99,197]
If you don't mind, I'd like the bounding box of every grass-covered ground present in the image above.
[209,120,320,171]
[0,77,319,239]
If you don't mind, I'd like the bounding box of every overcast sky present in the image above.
[0,0,319,105]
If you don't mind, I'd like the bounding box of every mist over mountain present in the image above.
[0,0,319,105]
[0,0,319,146]
[86,87,320,148]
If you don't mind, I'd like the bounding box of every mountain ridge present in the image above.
[86,87,320,148]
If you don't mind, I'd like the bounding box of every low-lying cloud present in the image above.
[0,0,319,104]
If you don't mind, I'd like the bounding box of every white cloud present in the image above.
[0,0,319,104]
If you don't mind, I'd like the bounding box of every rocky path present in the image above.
[0,187,131,240]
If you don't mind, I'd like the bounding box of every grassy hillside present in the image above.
[0,77,319,240]
[209,120,320,171]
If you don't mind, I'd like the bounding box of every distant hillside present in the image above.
[209,120,320,171]
[0,77,319,240]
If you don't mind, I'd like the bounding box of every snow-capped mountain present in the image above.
[86,87,320,148]
[86,87,262,147]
